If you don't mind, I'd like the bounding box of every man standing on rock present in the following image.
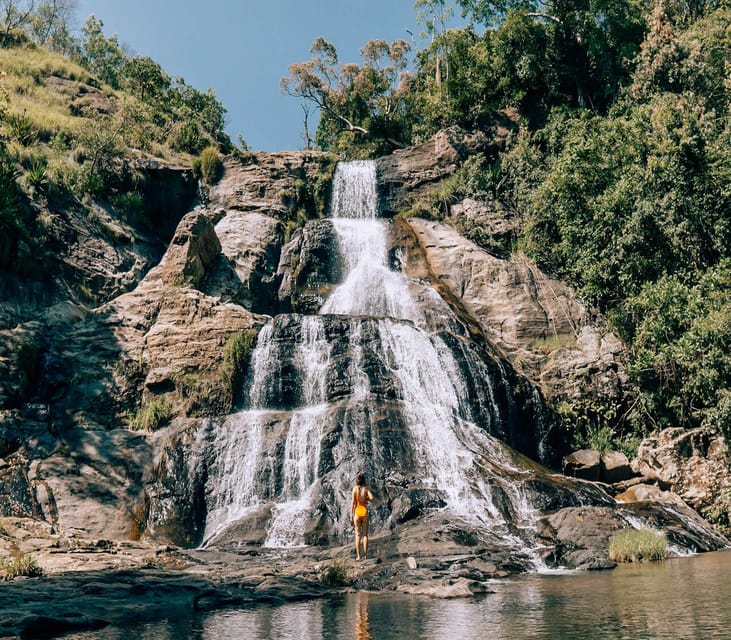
[351,474,374,561]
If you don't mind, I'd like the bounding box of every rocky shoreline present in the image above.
[0,517,518,639]
[2,503,728,639]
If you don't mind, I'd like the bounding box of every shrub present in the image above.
[110,191,145,224]
[196,145,223,184]
[127,398,172,431]
[608,528,667,563]
[25,159,48,196]
[220,329,257,406]
[702,489,731,534]
[2,554,44,579]
[318,558,351,586]
[6,111,37,145]
[168,120,207,154]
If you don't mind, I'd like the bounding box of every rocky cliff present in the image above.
[0,130,727,585]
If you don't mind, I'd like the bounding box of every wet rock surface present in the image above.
[2,503,727,639]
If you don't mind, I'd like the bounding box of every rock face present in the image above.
[632,428,731,514]
[403,218,630,411]
[376,122,516,216]
[0,130,726,582]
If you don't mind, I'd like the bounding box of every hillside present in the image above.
[0,6,730,634]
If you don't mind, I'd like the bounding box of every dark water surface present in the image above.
[66,549,731,640]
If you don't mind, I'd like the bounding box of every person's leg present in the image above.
[362,516,369,559]
[354,518,362,560]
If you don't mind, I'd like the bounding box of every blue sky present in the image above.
[74,1,459,151]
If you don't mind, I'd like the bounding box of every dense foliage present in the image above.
[0,3,232,281]
[285,0,731,448]
[500,2,731,438]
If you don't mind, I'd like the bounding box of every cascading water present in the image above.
[202,160,549,553]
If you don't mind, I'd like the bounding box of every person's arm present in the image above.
[367,488,374,502]
[351,487,357,520]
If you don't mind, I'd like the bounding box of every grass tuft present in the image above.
[608,527,667,563]
[2,554,44,579]
[126,398,172,431]
[318,558,351,586]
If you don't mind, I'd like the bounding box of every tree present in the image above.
[282,37,411,156]
[0,0,36,42]
[415,0,455,94]
[409,27,494,137]
[78,15,126,88]
[120,56,170,103]
[27,0,76,51]
[457,0,648,112]
[168,79,227,142]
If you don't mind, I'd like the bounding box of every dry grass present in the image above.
[0,43,93,84]
[1,553,44,579]
[530,333,577,354]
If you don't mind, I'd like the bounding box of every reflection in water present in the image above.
[355,592,373,640]
[64,550,731,640]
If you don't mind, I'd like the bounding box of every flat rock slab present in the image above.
[0,567,333,639]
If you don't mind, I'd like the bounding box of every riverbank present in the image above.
[2,504,728,639]
[0,514,534,639]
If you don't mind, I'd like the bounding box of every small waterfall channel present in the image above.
[202,161,552,553]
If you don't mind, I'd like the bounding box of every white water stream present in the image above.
[203,160,540,551]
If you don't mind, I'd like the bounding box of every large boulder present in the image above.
[632,428,731,513]
[377,128,494,216]
[563,449,633,483]
[404,218,630,418]
[212,210,283,313]
[276,220,342,314]
[160,210,221,287]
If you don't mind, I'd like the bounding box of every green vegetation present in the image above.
[220,329,258,407]
[1,0,729,461]
[0,3,231,278]
[126,398,172,432]
[702,489,731,534]
[608,528,668,563]
[281,0,731,453]
[195,145,223,184]
[318,558,351,586]
[1,553,44,579]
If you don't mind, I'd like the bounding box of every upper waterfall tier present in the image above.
[329,160,379,219]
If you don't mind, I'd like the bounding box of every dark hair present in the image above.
[356,473,366,486]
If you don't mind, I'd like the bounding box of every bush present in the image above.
[168,120,208,154]
[2,554,44,579]
[6,111,37,145]
[126,398,172,431]
[220,329,258,406]
[318,558,351,586]
[25,159,48,196]
[608,528,667,563]
[196,145,223,184]
[702,489,731,535]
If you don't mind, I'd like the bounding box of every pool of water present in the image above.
[66,549,731,640]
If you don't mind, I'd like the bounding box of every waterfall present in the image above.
[203,160,545,552]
